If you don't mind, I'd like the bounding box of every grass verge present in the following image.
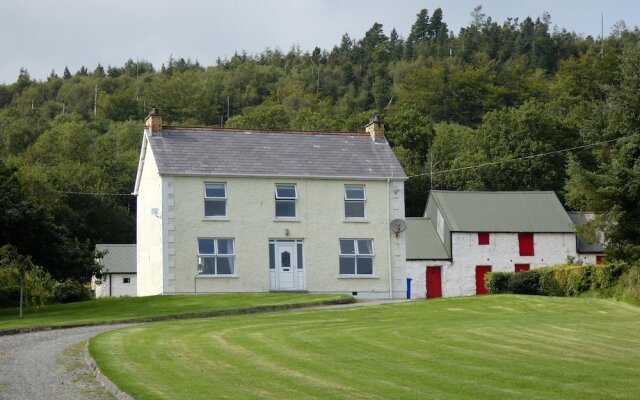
[0,293,352,334]
[91,295,640,400]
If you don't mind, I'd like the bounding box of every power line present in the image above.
[408,134,637,179]
[60,191,135,197]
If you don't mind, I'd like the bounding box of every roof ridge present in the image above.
[163,125,368,136]
[430,190,556,194]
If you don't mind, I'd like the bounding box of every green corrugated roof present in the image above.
[430,191,574,233]
[406,218,450,260]
[96,244,136,274]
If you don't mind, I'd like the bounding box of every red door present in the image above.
[515,263,530,273]
[596,255,605,265]
[475,265,492,295]
[426,266,442,299]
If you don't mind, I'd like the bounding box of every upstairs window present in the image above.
[345,185,366,219]
[204,183,227,217]
[339,239,374,275]
[275,184,297,218]
[197,238,235,275]
[478,232,490,245]
[518,233,534,256]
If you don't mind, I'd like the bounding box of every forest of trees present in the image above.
[1,6,639,284]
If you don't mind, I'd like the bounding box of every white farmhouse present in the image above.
[406,191,577,298]
[92,244,137,298]
[134,110,407,299]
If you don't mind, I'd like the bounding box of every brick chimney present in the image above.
[365,115,385,143]
[145,107,162,136]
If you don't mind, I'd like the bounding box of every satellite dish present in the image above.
[390,219,407,236]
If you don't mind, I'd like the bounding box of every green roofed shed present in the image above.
[428,191,574,233]
[96,244,136,274]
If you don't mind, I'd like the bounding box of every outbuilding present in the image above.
[92,244,137,298]
[406,191,577,298]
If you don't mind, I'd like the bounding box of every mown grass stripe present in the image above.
[91,295,640,399]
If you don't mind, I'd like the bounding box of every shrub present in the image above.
[483,264,635,299]
[0,266,21,307]
[25,266,57,308]
[508,270,541,295]
[485,272,511,294]
[591,264,628,290]
[538,268,565,297]
[0,264,57,308]
[53,279,88,303]
[565,265,593,296]
[617,266,640,305]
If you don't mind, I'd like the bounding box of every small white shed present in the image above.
[92,244,137,298]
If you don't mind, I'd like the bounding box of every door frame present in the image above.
[269,239,305,291]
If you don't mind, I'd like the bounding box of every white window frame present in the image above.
[275,184,297,219]
[204,183,227,218]
[197,238,236,275]
[339,239,374,276]
[344,185,366,220]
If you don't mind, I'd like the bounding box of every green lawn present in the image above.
[0,293,350,333]
[91,295,640,400]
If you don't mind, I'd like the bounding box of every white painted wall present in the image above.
[136,137,164,296]
[406,260,451,299]
[577,253,604,265]
[92,274,137,298]
[162,176,406,299]
[406,232,578,298]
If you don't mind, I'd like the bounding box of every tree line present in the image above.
[0,6,639,292]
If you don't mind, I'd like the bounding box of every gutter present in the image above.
[386,178,393,300]
[158,172,409,182]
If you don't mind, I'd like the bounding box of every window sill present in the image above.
[344,219,368,223]
[274,218,300,222]
[337,275,380,279]
[202,217,230,221]
[195,274,238,278]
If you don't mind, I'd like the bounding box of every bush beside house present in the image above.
[1,244,91,309]
[485,263,640,304]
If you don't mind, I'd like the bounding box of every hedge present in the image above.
[485,263,632,297]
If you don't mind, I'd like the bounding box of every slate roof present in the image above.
[147,127,406,180]
[568,212,605,253]
[429,191,574,233]
[406,218,450,260]
[96,244,136,274]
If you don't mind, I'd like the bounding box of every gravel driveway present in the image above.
[0,325,131,400]
[0,299,407,400]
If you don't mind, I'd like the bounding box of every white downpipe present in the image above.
[386,178,393,299]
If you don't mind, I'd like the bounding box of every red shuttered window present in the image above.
[518,233,534,256]
[478,232,490,245]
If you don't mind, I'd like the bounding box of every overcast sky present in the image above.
[1,0,639,84]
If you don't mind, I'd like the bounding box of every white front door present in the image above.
[276,242,295,290]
